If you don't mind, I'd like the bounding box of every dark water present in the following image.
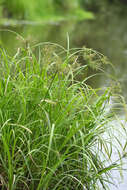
[0,8,127,189]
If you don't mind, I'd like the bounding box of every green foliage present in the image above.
[0,0,93,21]
[0,39,125,189]
[81,0,127,13]
[0,0,25,18]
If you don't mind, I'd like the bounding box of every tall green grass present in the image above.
[0,39,126,190]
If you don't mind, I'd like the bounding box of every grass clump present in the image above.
[0,41,125,190]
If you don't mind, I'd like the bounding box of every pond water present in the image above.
[0,6,127,189]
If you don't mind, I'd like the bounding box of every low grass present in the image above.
[0,38,126,190]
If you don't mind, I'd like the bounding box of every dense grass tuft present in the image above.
[0,42,125,190]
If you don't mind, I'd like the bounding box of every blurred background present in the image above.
[0,0,127,97]
[0,1,127,189]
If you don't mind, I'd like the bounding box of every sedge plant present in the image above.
[0,38,126,190]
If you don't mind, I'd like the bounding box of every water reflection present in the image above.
[106,118,127,190]
[71,12,127,99]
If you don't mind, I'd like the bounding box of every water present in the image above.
[0,7,127,189]
[107,118,127,190]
